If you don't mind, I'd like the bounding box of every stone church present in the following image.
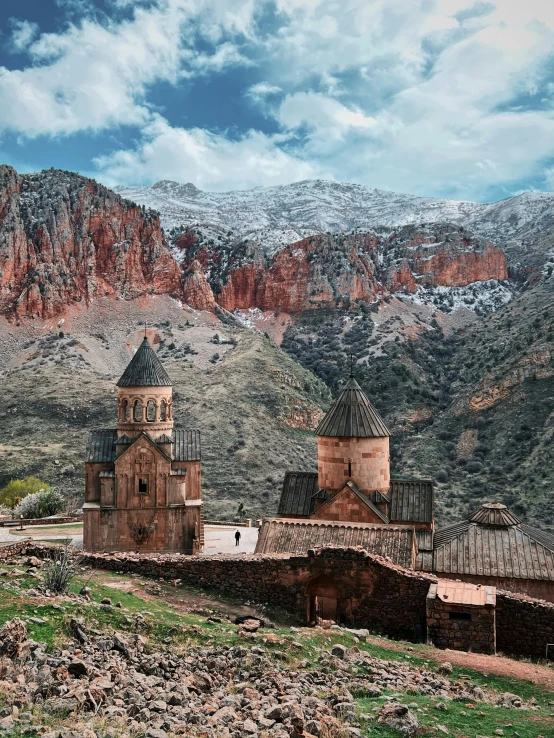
[256,374,554,603]
[83,337,203,554]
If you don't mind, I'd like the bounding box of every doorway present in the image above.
[307,575,341,624]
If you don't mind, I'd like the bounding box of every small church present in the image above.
[256,374,554,603]
[257,373,434,569]
[83,337,204,554]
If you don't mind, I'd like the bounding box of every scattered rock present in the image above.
[378,703,420,737]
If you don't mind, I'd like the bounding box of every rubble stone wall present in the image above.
[426,584,496,654]
[74,546,435,640]
[496,591,554,658]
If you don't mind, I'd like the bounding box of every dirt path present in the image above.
[365,635,554,691]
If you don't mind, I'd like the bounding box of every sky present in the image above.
[1,1,554,201]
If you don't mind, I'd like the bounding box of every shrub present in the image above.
[14,488,64,519]
[435,469,449,483]
[0,477,51,509]
[466,461,483,474]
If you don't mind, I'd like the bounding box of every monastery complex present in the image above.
[81,338,554,653]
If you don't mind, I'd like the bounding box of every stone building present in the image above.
[426,580,496,654]
[83,337,203,554]
[257,374,434,570]
[257,375,554,604]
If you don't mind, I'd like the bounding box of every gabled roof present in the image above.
[116,337,172,388]
[255,518,416,569]
[278,472,319,517]
[313,481,390,523]
[85,429,117,463]
[389,479,434,524]
[434,503,554,581]
[315,376,390,438]
[86,428,201,463]
[115,431,172,463]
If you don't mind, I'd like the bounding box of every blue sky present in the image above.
[1,0,554,201]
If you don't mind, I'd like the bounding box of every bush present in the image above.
[14,488,64,519]
[435,469,449,483]
[0,477,51,509]
[466,461,483,474]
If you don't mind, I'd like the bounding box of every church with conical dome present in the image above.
[83,337,203,554]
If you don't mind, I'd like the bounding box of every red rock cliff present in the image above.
[180,227,507,313]
[0,166,181,318]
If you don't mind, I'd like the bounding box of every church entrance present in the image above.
[307,575,340,624]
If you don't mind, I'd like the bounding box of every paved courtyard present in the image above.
[0,523,260,555]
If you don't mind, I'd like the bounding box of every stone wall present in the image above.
[496,591,554,659]
[435,572,554,604]
[77,546,435,640]
[426,584,496,654]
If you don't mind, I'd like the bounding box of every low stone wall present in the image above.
[76,546,435,640]
[496,591,554,659]
[0,539,33,558]
[0,516,81,528]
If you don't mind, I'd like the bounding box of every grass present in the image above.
[0,564,553,737]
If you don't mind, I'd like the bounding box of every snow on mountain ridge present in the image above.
[115,179,554,257]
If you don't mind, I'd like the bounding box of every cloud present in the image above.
[8,19,40,52]
[93,115,323,191]
[0,0,256,138]
[3,0,554,198]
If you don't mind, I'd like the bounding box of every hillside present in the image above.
[0,296,329,520]
[0,555,553,738]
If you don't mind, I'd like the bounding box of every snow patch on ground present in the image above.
[402,280,516,315]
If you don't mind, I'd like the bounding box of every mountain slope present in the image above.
[116,178,554,268]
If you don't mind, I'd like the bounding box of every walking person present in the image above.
[235,530,241,546]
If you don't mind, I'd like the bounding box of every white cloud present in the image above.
[0,0,256,138]
[94,114,323,191]
[9,19,40,51]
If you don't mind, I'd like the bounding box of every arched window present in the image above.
[146,400,156,422]
[134,399,143,422]
[160,400,167,421]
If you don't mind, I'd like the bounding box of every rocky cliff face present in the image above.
[0,167,181,319]
[0,168,508,320]
[181,225,507,313]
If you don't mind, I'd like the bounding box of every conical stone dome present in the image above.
[316,376,390,438]
[468,502,521,527]
[117,337,172,388]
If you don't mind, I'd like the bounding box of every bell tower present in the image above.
[116,336,174,441]
[316,375,390,495]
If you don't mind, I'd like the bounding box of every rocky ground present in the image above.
[0,555,553,738]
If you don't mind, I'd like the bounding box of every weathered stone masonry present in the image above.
[79,546,435,641]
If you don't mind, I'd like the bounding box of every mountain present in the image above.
[0,166,180,319]
[116,179,554,269]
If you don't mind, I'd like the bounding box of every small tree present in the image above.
[15,488,64,519]
[0,477,51,510]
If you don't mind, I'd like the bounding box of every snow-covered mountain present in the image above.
[115,179,554,263]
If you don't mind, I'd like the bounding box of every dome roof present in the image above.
[116,337,172,388]
[315,376,390,438]
[468,502,521,527]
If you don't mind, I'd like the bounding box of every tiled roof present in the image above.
[434,509,554,581]
[435,581,496,607]
[116,337,172,387]
[85,430,117,463]
[173,429,201,461]
[255,518,416,568]
[315,377,390,438]
[278,472,319,517]
[86,428,201,463]
[390,480,434,524]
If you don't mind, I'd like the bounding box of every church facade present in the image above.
[83,337,204,554]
